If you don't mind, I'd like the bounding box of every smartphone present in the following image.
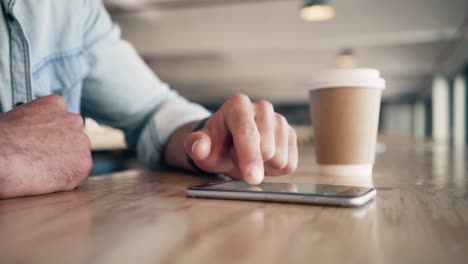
[186,180,376,207]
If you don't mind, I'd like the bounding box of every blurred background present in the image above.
[90,0,468,153]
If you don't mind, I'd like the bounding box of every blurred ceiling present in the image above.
[104,0,468,103]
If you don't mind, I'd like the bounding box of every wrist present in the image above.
[163,120,200,170]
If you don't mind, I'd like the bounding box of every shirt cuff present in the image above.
[136,98,211,169]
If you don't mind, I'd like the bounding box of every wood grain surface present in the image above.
[1,141,467,264]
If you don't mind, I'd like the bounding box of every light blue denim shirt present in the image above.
[0,0,211,167]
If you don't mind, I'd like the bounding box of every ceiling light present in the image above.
[300,0,336,22]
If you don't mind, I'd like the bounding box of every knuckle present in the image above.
[229,93,250,105]
[44,94,65,105]
[225,94,253,118]
[256,100,274,112]
[67,113,84,129]
[73,132,91,151]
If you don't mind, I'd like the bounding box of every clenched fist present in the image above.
[0,95,92,199]
[183,94,298,184]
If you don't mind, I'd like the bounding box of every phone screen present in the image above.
[199,181,372,197]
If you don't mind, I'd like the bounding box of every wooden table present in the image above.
[1,141,467,264]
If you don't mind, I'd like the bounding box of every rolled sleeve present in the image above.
[137,97,210,168]
[80,0,210,168]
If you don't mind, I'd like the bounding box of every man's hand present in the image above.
[183,94,298,185]
[0,95,92,199]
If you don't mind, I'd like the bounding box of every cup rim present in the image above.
[306,68,386,91]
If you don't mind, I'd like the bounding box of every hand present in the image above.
[184,94,298,185]
[0,95,92,199]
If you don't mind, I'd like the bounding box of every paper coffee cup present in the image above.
[308,69,385,186]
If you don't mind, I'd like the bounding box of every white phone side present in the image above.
[186,188,376,207]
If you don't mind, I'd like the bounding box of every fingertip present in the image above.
[245,165,264,185]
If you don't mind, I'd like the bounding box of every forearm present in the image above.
[164,121,199,171]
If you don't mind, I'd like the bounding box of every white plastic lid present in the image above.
[307,68,385,91]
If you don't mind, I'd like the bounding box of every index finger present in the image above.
[224,94,264,185]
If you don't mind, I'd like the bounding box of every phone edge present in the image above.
[185,188,376,207]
